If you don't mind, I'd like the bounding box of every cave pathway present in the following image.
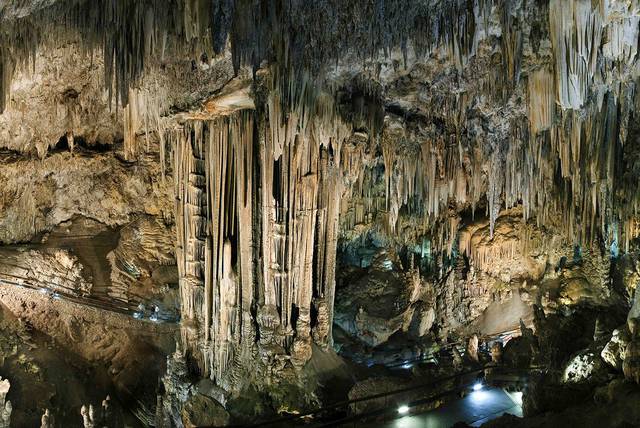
[0,274,178,324]
[377,387,522,428]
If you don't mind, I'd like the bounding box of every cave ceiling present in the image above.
[0,0,638,253]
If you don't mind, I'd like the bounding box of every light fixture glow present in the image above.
[472,382,483,391]
[470,389,490,403]
[397,405,409,414]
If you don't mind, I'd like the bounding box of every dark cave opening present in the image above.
[51,135,113,154]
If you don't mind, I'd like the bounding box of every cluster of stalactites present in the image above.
[260,73,355,352]
[365,0,640,259]
[455,209,562,274]
[511,61,640,250]
[268,0,638,258]
[0,0,223,112]
[171,88,362,386]
[123,83,170,163]
[549,0,602,110]
[477,0,640,253]
[172,111,256,382]
[0,0,481,115]
[202,111,255,384]
[522,0,640,250]
[460,232,521,274]
[374,129,484,244]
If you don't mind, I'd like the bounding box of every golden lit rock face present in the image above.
[0,148,172,244]
[0,45,120,156]
[171,100,353,389]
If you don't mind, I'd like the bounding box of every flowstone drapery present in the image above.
[172,96,359,389]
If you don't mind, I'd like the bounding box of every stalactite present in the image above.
[0,46,13,113]
[602,1,640,65]
[261,82,345,357]
[123,83,169,161]
[458,212,526,273]
[0,0,479,118]
[123,89,140,161]
[487,148,505,238]
[549,0,602,110]
[501,0,523,87]
[382,142,395,213]
[0,0,206,112]
[528,67,554,134]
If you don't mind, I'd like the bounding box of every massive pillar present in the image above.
[172,90,355,390]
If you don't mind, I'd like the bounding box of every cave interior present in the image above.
[0,0,640,427]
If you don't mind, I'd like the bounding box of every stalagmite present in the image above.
[0,378,10,428]
[490,342,503,365]
[466,334,479,363]
[40,409,54,428]
[80,405,95,428]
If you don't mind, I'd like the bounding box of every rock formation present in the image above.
[466,334,479,363]
[624,318,640,384]
[40,409,53,428]
[80,404,95,428]
[0,378,10,428]
[0,0,640,426]
[602,327,630,371]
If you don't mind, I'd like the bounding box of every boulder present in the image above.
[601,327,630,370]
[562,350,606,384]
[181,393,230,428]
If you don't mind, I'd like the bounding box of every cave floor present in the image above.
[375,387,522,428]
[0,301,144,427]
